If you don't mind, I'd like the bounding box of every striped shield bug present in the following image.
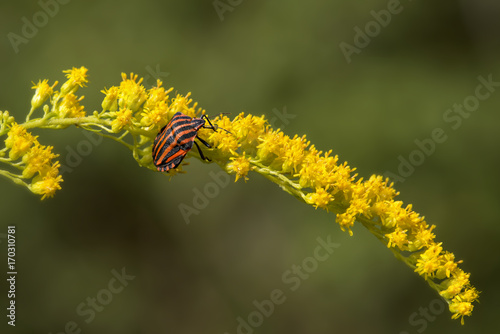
[152,112,227,172]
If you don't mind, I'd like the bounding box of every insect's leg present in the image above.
[202,115,217,132]
[196,136,211,148]
[194,140,211,161]
[202,114,233,134]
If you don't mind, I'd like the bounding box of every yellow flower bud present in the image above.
[111,108,133,133]
[60,66,88,95]
[31,79,58,110]
[101,86,119,112]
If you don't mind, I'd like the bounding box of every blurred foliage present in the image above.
[0,0,499,333]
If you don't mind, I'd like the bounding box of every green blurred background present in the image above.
[1,1,499,333]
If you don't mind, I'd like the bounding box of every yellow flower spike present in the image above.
[227,155,252,182]
[0,68,480,323]
[31,79,58,111]
[111,108,133,133]
[118,73,147,112]
[58,93,85,118]
[4,123,37,160]
[101,86,119,112]
[60,66,89,95]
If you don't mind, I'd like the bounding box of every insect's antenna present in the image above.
[218,127,232,134]
[203,113,233,134]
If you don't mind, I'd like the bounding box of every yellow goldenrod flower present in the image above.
[164,93,207,126]
[58,93,86,118]
[298,149,338,189]
[414,243,443,280]
[30,174,63,200]
[440,269,470,298]
[101,86,119,112]
[227,155,252,182]
[4,123,37,160]
[256,129,287,163]
[21,143,59,179]
[60,66,89,95]
[118,73,147,112]
[205,115,240,157]
[305,187,333,210]
[278,134,309,173]
[436,252,460,279]
[40,161,61,179]
[449,287,478,325]
[143,80,173,111]
[379,200,406,229]
[385,227,408,250]
[140,100,170,129]
[111,108,133,133]
[336,196,369,236]
[139,82,175,130]
[31,79,58,111]
[408,223,436,251]
[363,174,399,203]
[230,113,267,148]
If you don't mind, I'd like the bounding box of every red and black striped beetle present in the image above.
[152,112,221,172]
